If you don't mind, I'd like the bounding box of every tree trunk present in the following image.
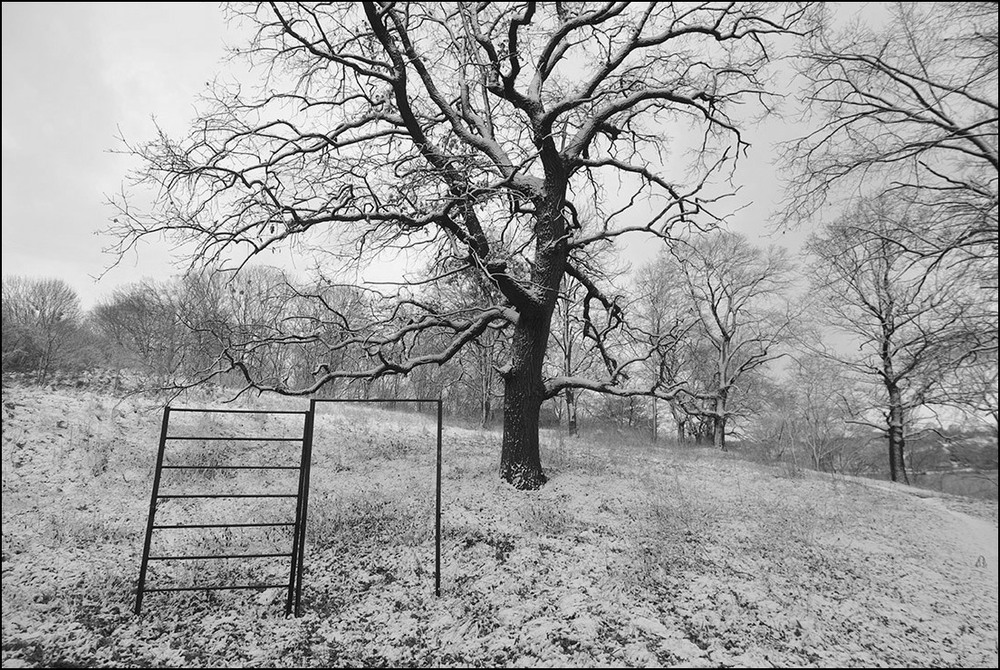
[651,396,658,443]
[500,313,550,490]
[37,338,54,385]
[565,388,578,437]
[886,387,909,484]
[670,401,688,443]
[480,395,492,429]
[695,420,713,445]
[713,391,728,451]
[713,414,727,451]
[480,343,494,429]
[497,180,565,489]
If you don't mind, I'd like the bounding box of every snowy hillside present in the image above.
[2,383,997,667]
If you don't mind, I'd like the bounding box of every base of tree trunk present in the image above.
[499,462,548,490]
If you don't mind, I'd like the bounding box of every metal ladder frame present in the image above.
[133,406,313,616]
[134,398,442,617]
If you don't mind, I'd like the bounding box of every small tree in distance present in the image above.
[1,276,87,383]
[806,195,990,484]
[638,232,796,451]
[93,281,184,383]
[109,2,815,489]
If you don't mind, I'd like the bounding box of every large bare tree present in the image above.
[110,2,813,488]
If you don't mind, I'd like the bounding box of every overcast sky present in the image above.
[2,2,850,309]
[2,2,235,306]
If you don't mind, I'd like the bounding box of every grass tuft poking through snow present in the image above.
[2,383,997,667]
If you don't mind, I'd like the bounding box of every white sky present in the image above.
[1,2,872,309]
[2,2,234,306]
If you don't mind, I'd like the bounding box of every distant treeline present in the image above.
[3,261,996,487]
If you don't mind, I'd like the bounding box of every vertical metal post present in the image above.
[286,408,312,616]
[135,406,171,615]
[435,398,442,597]
[293,400,316,617]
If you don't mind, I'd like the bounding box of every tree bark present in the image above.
[561,279,577,438]
[480,395,492,429]
[714,340,729,451]
[500,313,550,490]
[565,388,578,437]
[672,402,687,442]
[881,330,910,484]
[651,396,658,443]
[886,386,909,484]
[713,390,728,451]
[695,420,714,445]
[480,343,494,428]
[497,183,566,489]
[713,414,727,451]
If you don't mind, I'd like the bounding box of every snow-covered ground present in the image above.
[2,383,997,667]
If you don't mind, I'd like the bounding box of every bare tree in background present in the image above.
[785,353,869,473]
[783,1,998,479]
[2,276,85,383]
[640,232,796,451]
[416,258,508,427]
[633,258,697,442]
[93,281,185,383]
[958,362,999,437]
[549,251,630,437]
[806,195,992,484]
[550,278,585,437]
[784,2,998,272]
[110,2,814,488]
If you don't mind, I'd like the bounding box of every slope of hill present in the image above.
[2,383,997,667]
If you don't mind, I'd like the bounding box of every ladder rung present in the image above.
[164,436,302,442]
[160,465,301,470]
[148,552,293,561]
[144,583,290,592]
[153,522,296,529]
[157,494,298,499]
[313,398,439,403]
[169,408,309,415]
